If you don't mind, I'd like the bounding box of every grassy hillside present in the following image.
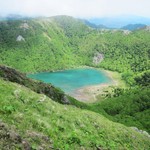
[0,78,150,150]
[0,65,149,134]
[0,65,74,105]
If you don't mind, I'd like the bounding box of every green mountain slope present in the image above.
[0,78,150,150]
[0,16,149,82]
[1,65,149,134]
[0,65,71,105]
[87,87,150,133]
[0,17,91,72]
[0,65,86,108]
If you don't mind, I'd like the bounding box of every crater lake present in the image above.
[28,68,112,94]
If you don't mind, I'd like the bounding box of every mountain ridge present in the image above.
[121,24,147,31]
[0,15,150,88]
[88,15,150,28]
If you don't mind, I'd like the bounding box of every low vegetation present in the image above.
[0,78,150,149]
[87,87,150,133]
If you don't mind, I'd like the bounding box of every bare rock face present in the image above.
[123,30,131,35]
[93,53,104,65]
[145,26,150,31]
[130,127,150,138]
[16,35,25,42]
[20,23,29,30]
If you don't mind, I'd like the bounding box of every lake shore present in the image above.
[28,65,126,103]
[69,69,126,103]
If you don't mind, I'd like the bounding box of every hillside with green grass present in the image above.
[0,65,89,108]
[0,65,149,135]
[0,78,150,150]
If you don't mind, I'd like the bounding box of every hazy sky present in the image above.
[0,0,150,18]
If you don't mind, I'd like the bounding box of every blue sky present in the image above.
[0,0,150,18]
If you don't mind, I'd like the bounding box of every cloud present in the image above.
[0,0,150,18]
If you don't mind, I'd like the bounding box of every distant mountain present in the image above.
[88,15,150,28]
[6,14,24,20]
[121,24,147,31]
[81,19,108,29]
[0,15,5,21]
[0,15,149,77]
[0,14,31,20]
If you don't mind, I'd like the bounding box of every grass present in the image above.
[102,69,127,88]
[0,78,150,150]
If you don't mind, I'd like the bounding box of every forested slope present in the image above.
[87,87,150,133]
[0,16,149,83]
[0,16,91,72]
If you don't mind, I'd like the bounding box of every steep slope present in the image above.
[0,65,84,105]
[52,15,90,37]
[0,78,150,150]
[1,65,150,135]
[87,87,150,133]
[0,17,91,72]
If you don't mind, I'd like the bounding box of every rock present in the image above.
[130,127,150,138]
[142,131,150,138]
[0,121,24,149]
[93,53,104,65]
[145,26,150,31]
[38,95,46,103]
[61,95,70,104]
[123,30,131,35]
[14,89,21,98]
[7,131,22,143]
[97,146,103,150]
[20,23,29,30]
[22,140,31,150]
[16,35,25,42]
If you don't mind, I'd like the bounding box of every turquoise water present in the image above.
[28,68,112,93]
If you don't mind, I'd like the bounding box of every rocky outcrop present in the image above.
[145,26,150,31]
[20,23,29,30]
[16,35,25,42]
[0,121,54,150]
[93,53,104,65]
[130,127,150,138]
[0,65,71,104]
[123,30,131,35]
[0,121,29,150]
